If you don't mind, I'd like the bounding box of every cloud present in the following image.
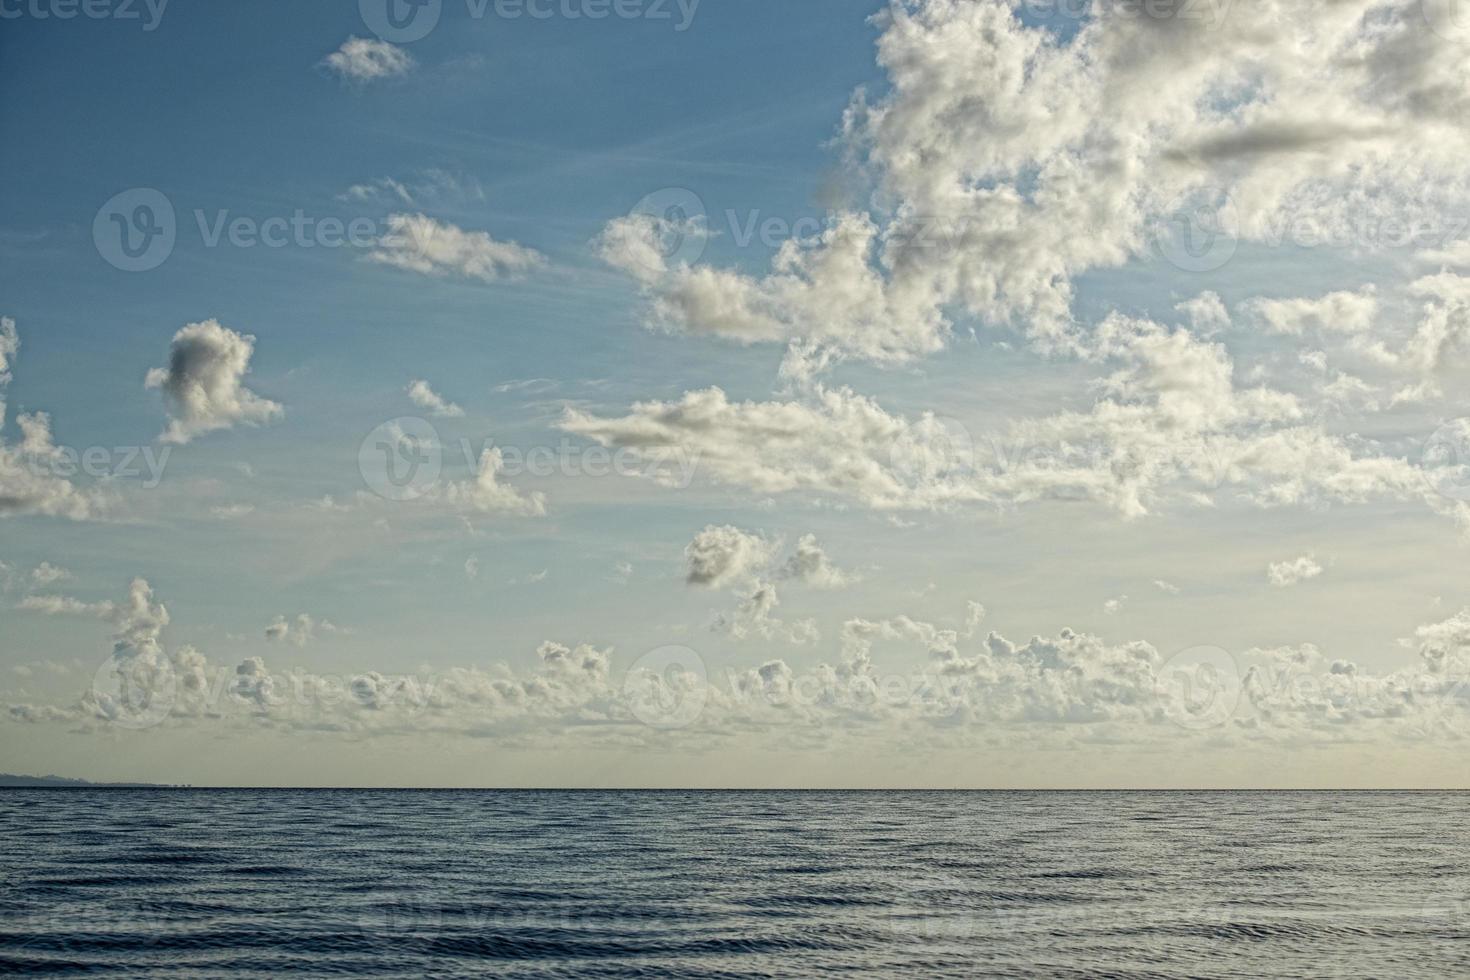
[145,320,283,444]
[465,557,480,580]
[29,563,71,587]
[10,583,1470,749]
[323,37,414,82]
[407,379,465,418]
[0,318,97,520]
[1267,556,1325,588]
[1244,289,1379,337]
[712,580,819,646]
[563,314,1433,520]
[592,0,1470,369]
[369,214,546,283]
[265,614,344,648]
[777,534,858,589]
[444,449,547,517]
[19,594,116,618]
[684,525,776,588]
[0,315,16,382]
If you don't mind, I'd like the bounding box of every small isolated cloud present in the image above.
[407,379,464,418]
[464,556,480,580]
[1103,596,1127,615]
[29,563,71,587]
[265,614,343,648]
[323,37,414,82]
[145,320,283,444]
[19,594,116,619]
[1268,556,1324,588]
[369,214,546,284]
[1153,580,1181,595]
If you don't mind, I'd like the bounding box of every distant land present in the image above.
[0,774,182,788]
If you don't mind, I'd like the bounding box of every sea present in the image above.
[1,790,1466,977]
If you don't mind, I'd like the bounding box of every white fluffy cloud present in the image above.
[597,0,1470,367]
[444,449,547,517]
[323,37,414,82]
[684,525,776,588]
[407,379,465,418]
[1267,555,1325,588]
[564,312,1433,519]
[9,579,1470,748]
[0,318,97,520]
[369,214,546,283]
[146,320,283,444]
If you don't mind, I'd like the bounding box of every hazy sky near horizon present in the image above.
[3,0,1470,787]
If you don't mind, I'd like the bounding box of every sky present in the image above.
[2,0,1470,787]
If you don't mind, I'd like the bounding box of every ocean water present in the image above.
[1,790,1466,978]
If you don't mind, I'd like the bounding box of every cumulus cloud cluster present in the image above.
[683,526,855,644]
[563,311,1436,519]
[598,0,1470,366]
[146,320,283,444]
[9,583,1469,748]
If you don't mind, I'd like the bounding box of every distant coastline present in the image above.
[0,773,184,788]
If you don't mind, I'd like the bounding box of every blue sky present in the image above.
[4,0,1470,786]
